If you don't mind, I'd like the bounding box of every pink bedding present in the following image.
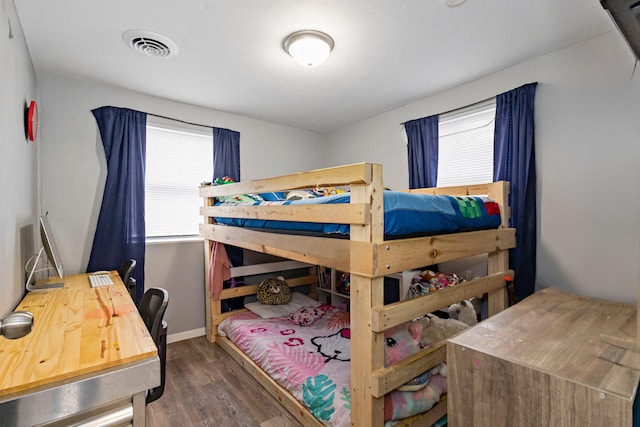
[218,305,445,426]
[219,305,351,426]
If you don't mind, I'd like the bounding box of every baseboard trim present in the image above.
[167,327,205,344]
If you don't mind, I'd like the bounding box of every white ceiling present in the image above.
[15,0,616,133]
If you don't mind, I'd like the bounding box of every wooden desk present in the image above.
[448,287,639,426]
[0,272,159,426]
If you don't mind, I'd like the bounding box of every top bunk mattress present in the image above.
[214,190,501,238]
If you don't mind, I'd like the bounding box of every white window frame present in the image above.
[145,117,213,239]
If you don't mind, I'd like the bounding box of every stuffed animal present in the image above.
[383,322,422,366]
[409,270,466,298]
[414,314,470,349]
[418,269,439,283]
[315,187,346,196]
[448,297,481,326]
[213,176,234,185]
[257,276,291,305]
[382,322,448,422]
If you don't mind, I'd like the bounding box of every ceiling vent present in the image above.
[122,30,178,58]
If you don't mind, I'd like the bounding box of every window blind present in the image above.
[145,120,213,238]
[437,99,496,187]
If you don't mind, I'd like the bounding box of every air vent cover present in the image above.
[122,30,178,58]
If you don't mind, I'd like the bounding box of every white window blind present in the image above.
[437,99,496,187]
[145,119,213,238]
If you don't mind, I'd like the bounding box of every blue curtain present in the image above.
[87,106,146,304]
[213,127,241,182]
[212,126,243,293]
[494,82,538,302]
[405,115,439,189]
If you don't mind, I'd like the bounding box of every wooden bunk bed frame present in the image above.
[199,162,516,427]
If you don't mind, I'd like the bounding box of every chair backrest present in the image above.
[138,287,169,342]
[118,259,137,286]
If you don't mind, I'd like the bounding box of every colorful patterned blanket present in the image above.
[218,306,445,426]
[219,306,352,426]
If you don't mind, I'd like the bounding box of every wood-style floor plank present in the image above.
[146,336,303,427]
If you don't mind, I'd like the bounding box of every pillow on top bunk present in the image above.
[245,292,321,319]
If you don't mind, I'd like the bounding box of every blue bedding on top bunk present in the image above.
[214,190,501,238]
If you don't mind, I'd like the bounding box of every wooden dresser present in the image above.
[0,272,158,426]
[448,287,639,426]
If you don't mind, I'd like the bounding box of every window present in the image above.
[437,99,496,187]
[145,118,213,238]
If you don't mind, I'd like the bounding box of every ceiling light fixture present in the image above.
[283,30,334,68]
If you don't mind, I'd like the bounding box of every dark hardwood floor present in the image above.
[146,336,303,427]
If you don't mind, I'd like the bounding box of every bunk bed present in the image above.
[199,162,516,426]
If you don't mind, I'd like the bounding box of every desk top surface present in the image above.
[450,287,639,400]
[0,272,157,397]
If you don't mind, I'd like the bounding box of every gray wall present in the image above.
[325,31,640,304]
[37,73,326,340]
[0,0,38,317]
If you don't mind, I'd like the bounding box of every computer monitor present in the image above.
[25,216,65,291]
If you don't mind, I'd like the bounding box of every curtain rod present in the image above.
[147,112,213,129]
[400,95,495,126]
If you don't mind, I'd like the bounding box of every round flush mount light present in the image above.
[122,30,178,58]
[283,30,334,67]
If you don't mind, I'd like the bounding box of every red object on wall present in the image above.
[27,100,38,141]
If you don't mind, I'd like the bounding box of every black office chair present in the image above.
[118,259,136,284]
[138,287,169,404]
[127,278,137,303]
[118,259,137,301]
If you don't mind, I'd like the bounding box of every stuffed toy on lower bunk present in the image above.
[402,298,479,350]
[416,313,471,349]
[447,297,481,326]
[382,322,448,422]
[384,365,448,422]
[257,276,291,305]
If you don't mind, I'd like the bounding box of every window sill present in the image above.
[146,236,204,245]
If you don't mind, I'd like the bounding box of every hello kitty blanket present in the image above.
[218,305,353,426]
[218,305,446,426]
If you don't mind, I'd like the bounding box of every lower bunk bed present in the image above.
[216,277,450,426]
[199,163,516,426]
